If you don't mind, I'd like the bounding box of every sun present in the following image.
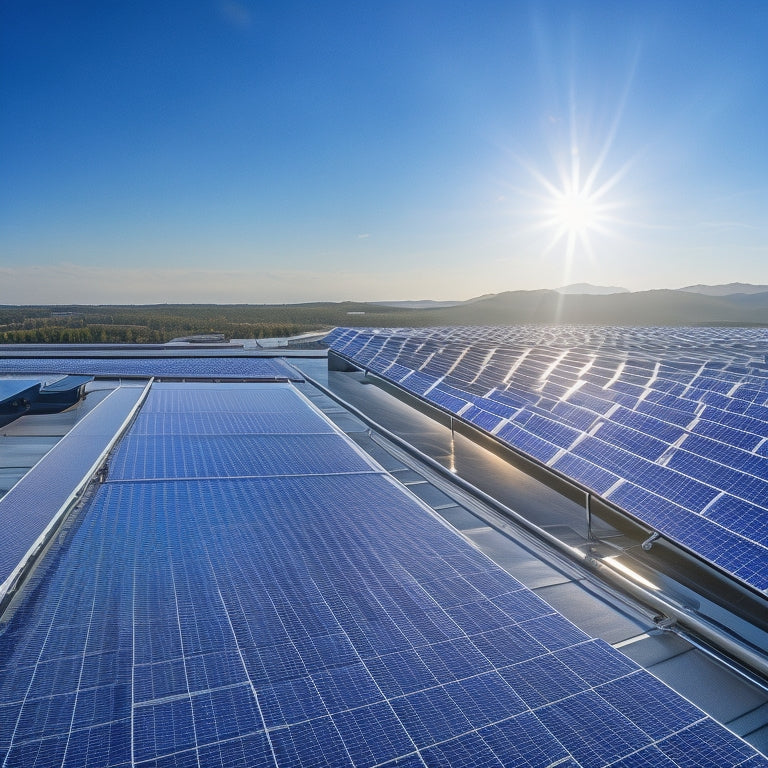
[550,188,600,236]
[535,173,613,266]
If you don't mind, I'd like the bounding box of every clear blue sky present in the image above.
[2,0,767,303]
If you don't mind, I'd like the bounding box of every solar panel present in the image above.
[109,433,380,480]
[0,385,144,587]
[461,404,505,433]
[131,409,335,436]
[327,326,768,593]
[550,452,621,495]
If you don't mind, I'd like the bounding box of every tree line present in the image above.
[0,303,425,344]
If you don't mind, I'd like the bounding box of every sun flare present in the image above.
[515,146,628,272]
[508,81,636,279]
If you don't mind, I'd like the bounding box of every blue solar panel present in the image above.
[538,689,654,765]
[551,399,600,431]
[597,669,704,741]
[658,718,767,767]
[495,422,560,462]
[705,495,768,543]
[702,404,768,438]
[401,370,439,395]
[0,385,144,586]
[513,412,581,449]
[593,421,669,461]
[425,387,471,413]
[132,408,335,436]
[667,450,768,507]
[607,483,768,590]
[611,408,683,443]
[550,452,621,494]
[139,383,307,412]
[461,404,505,432]
[109,434,378,479]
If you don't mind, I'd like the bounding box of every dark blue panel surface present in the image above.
[0,385,144,586]
[109,434,377,480]
[0,379,41,403]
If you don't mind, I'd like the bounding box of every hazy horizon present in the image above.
[2,1,767,304]
[3,280,768,308]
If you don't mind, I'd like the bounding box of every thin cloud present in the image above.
[219,1,252,29]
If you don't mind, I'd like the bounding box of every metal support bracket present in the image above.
[642,531,661,551]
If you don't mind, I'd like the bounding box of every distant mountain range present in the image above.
[371,299,465,309]
[679,283,768,296]
[449,289,768,325]
[367,284,768,326]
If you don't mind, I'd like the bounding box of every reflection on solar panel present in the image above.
[327,326,768,593]
[0,381,42,428]
[0,357,301,380]
[0,380,41,402]
[2,380,764,766]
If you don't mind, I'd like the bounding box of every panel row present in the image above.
[327,327,768,592]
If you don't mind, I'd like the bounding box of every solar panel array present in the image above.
[1,380,765,766]
[326,326,768,593]
[0,357,301,381]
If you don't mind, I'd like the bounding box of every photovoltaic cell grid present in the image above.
[327,326,768,593]
[108,434,378,480]
[0,356,301,381]
[1,382,765,766]
[130,383,337,436]
[0,386,144,587]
